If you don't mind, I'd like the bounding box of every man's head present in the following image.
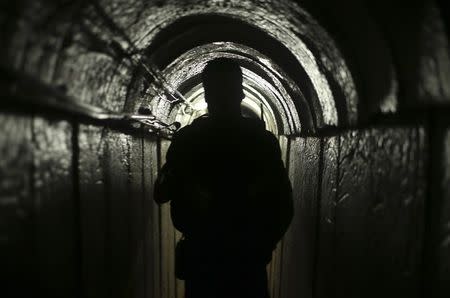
[202,58,245,118]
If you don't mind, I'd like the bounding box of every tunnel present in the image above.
[0,0,449,298]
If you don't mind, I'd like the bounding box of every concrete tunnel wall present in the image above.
[0,1,449,298]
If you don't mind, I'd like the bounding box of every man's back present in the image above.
[157,116,292,263]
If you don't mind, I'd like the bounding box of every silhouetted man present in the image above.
[154,58,293,298]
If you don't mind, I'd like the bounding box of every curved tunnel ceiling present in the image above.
[147,42,303,135]
[4,0,448,137]
[118,0,360,136]
[1,0,371,137]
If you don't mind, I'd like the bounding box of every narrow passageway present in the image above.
[1,1,449,298]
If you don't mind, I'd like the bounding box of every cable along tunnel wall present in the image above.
[0,0,438,298]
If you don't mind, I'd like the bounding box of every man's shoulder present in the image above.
[241,117,265,130]
[182,116,210,131]
[173,116,275,141]
[171,116,209,140]
[242,118,277,140]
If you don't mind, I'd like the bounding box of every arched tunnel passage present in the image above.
[151,42,304,135]
[0,1,449,298]
[122,11,351,295]
[124,10,359,134]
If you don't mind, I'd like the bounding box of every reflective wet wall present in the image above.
[0,1,449,298]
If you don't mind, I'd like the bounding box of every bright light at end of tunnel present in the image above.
[175,80,278,135]
[193,100,208,111]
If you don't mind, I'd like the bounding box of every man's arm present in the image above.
[244,131,294,264]
[154,162,174,204]
[252,132,293,253]
[266,133,293,244]
[153,130,184,205]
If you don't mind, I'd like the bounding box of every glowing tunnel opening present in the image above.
[149,42,304,137]
[175,67,280,134]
